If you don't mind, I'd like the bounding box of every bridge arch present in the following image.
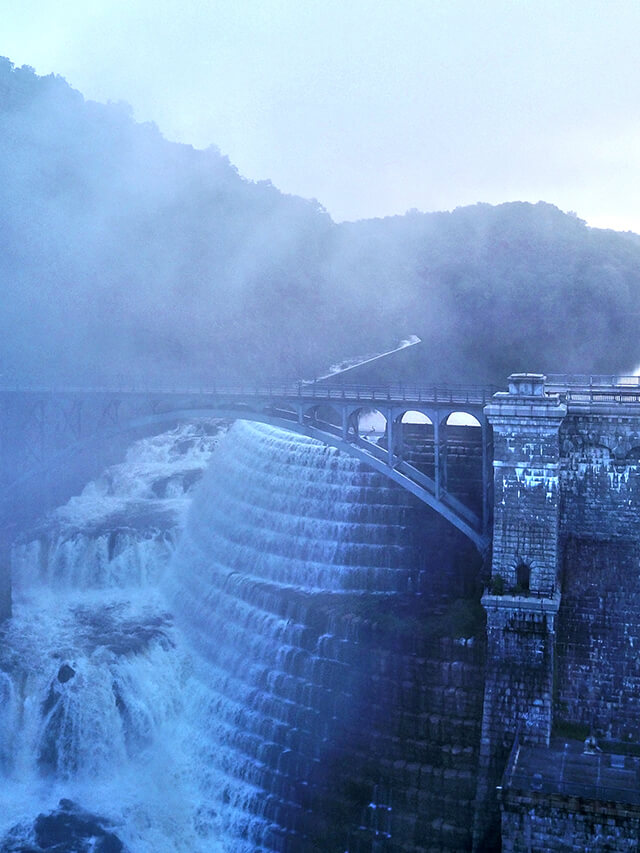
[128,408,488,551]
[441,410,483,427]
[2,384,494,553]
[350,407,388,439]
[11,406,486,552]
[400,410,433,424]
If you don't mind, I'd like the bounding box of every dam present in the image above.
[2,373,640,851]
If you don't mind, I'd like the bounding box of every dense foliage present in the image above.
[2,57,640,386]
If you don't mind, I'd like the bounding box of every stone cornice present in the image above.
[482,590,561,615]
[484,395,567,423]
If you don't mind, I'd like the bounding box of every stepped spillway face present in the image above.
[167,420,485,852]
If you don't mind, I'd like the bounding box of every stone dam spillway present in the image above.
[165,420,485,851]
[4,374,640,851]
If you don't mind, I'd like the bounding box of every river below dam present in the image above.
[0,422,231,852]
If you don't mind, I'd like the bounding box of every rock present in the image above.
[57,664,75,684]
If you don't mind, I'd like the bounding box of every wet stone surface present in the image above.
[56,664,75,684]
[1,799,127,852]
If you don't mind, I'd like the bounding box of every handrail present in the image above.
[546,374,640,389]
[0,381,499,406]
[544,374,640,405]
[549,388,640,405]
[8,374,640,398]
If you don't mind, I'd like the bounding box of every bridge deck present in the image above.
[0,381,498,407]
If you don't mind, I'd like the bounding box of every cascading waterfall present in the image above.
[0,418,483,853]
[0,422,229,852]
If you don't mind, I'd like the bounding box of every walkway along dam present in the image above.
[3,372,640,850]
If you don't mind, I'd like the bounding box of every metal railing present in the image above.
[546,374,640,387]
[8,373,640,406]
[0,381,500,407]
[546,374,640,405]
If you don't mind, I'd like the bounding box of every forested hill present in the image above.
[2,57,640,387]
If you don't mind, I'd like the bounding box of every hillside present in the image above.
[2,57,640,386]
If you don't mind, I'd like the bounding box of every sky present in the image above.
[3,0,640,230]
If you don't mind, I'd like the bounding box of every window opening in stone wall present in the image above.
[515,561,531,592]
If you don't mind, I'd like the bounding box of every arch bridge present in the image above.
[0,382,497,551]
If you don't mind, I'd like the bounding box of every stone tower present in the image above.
[473,374,566,849]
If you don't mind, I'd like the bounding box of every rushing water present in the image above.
[0,419,446,852]
[0,422,228,852]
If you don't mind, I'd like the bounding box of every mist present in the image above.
[2,58,640,389]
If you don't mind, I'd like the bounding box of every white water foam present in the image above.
[1,422,231,852]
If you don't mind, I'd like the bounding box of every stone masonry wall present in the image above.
[556,537,640,741]
[397,423,484,513]
[560,414,640,539]
[482,600,556,747]
[474,596,557,850]
[479,384,640,852]
[501,792,640,853]
[344,632,486,853]
[557,413,640,741]
[338,447,488,853]
[476,379,566,850]
[490,421,562,595]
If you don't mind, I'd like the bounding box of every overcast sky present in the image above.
[4,0,640,230]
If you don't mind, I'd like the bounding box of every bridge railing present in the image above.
[296,382,499,405]
[546,374,640,404]
[546,373,640,386]
[0,381,500,407]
